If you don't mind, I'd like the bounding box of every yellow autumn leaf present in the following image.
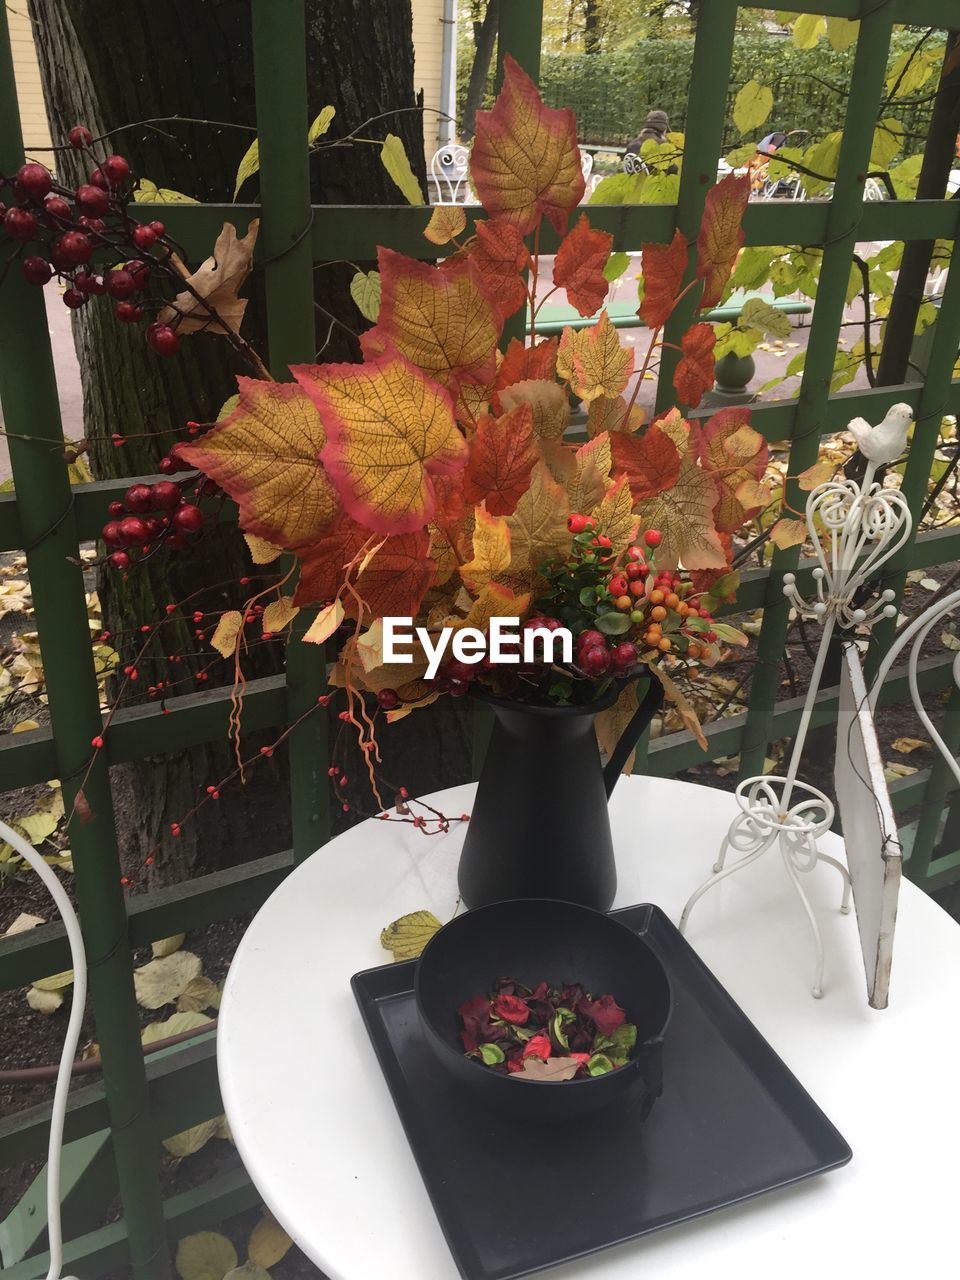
[595,683,643,777]
[557,311,634,402]
[158,220,259,335]
[798,460,835,490]
[633,454,725,570]
[592,473,639,556]
[233,138,260,199]
[890,736,929,754]
[210,610,243,658]
[248,1213,294,1268]
[380,133,425,205]
[261,596,300,634]
[380,910,443,961]
[11,719,40,733]
[770,518,807,550]
[460,505,512,591]
[504,462,571,574]
[497,379,570,439]
[243,533,283,564]
[293,352,468,536]
[568,434,611,514]
[455,581,531,635]
[302,598,344,645]
[424,204,467,245]
[178,378,337,551]
[307,104,336,144]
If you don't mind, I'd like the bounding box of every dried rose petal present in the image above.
[494,993,531,1024]
[580,993,626,1036]
[521,1032,553,1062]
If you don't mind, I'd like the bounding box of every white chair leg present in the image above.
[817,851,853,913]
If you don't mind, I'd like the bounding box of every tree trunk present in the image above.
[461,0,499,141]
[584,0,601,54]
[876,32,960,386]
[28,0,471,881]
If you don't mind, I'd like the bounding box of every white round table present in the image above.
[218,777,960,1280]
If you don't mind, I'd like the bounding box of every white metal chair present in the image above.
[429,144,470,205]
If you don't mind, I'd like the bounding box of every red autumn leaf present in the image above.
[693,406,770,533]
[294,512,373,606]
[293,351,467,536]
[470,219,531,323]
[673,322,716,409]
[609,424,681,502]
[432,470,467,532]
[640,229,688,328]
[462,402,539,516]
[695,173,750,309]
[470,54,585,235]
[493,994,530,1024]
[365,246,501,393]
[492,336,558,412]
[349,528,435,619]
[554,213,614,317]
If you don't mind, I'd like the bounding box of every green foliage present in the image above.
[457,31,940,152]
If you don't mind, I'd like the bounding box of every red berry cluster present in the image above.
[101,480,203,570]
[1,133,181,356]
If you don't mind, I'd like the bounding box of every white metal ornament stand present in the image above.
[679,452,912,998]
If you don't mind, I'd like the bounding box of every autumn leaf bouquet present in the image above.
[177,56,767,770]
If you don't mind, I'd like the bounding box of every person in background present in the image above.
[626,109,670,158]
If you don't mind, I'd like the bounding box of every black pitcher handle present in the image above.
[602,678,665,798]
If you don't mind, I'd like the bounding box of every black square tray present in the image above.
[351,903,851,1280]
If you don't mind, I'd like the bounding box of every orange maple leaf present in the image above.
[554,214,613,317]
[693,407,770,533]
[469,54,585,235]
[365,246,501,393]
[610,424,681,502]
[470,219,531,323]
[462,403,539,516]
[293,351,467,536]
[688,532,735,599]
[557,311,634,402]
[696,173,750,309]
[492,336,558,412]
[177,377,337,550]
[640,229,688,328]
[673,322,716,409]
[568,433,611,514]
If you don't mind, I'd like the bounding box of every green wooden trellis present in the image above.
[0,1,958,1275]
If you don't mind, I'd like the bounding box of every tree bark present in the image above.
[876,32,960,386]
[28,0,471,881]
[584,0,601,54]
[461,0,499,141]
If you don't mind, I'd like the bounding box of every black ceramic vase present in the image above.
[458,679,664,912]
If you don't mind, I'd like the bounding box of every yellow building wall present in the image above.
[9,3,52,158]
[412,0,451,161]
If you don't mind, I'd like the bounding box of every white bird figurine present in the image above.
[846,402,913,466]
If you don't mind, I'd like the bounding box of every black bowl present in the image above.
[414,899,672,1122]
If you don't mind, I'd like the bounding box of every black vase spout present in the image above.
[458,679,664,912]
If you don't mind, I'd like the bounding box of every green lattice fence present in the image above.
[0,2,958,1277]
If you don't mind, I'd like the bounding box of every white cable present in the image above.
[0,818,84,1280]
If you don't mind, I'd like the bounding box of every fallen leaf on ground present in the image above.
[380,910,443,961]
[890,737,929,754]
[134,951,203,1010]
